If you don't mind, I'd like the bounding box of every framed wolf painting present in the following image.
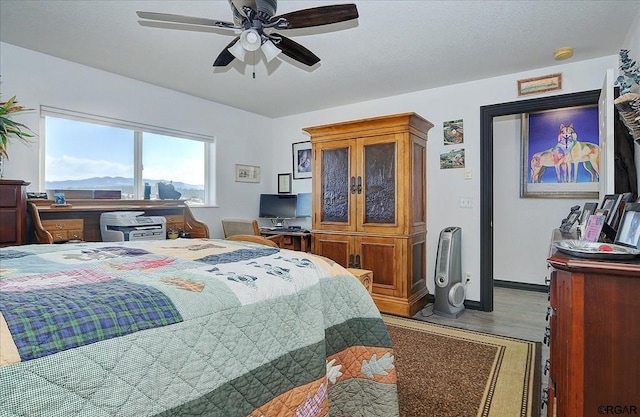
[520,104,600,198]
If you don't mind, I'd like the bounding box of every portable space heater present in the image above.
[433,226,465,318]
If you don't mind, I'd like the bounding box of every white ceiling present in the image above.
[1,1,638,118]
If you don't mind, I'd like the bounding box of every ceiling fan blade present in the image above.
[275,36,320,66]
[213,37,241,67]
[137,11,237,29]
[271,4,358,29]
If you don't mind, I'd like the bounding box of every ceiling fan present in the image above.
[136,0,359,68]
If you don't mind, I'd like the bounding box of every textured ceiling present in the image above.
[1,0,638,118]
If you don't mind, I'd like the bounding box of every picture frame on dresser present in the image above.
[579,202,598,226]
[600,194,623,228]
[614,203,640,249]
[559,205,581,232]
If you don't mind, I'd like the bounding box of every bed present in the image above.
[0,238,398,417]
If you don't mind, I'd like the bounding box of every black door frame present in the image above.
[479,89,601,311]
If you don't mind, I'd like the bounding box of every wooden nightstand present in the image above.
[346,268,373,294]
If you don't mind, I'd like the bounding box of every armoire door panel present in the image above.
[358,236,403,297]
[410,237,426,292]
[358,133,405,235]
[320,147,350,223]
[411,138,427,228]
[362,142,396,224]
[311,233,352,268]
[313,141,357,232]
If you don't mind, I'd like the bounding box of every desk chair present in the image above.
[225,234,279,248]
[221,219,283,247]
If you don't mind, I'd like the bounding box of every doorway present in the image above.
[478,89,601,311]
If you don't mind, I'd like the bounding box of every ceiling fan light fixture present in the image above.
[261,39,281,62]
[137,2,360,69]
[228,40,247,62]
[240,29,261,52]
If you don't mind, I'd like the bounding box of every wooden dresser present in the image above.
[304,113,433,317]
[545,231,640,417]
[27,199,209,243]
[0,179,30,247]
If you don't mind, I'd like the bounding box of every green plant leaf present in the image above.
[0,93,35,158]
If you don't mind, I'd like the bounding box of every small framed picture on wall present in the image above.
[235,164,261,183]
[292,141,312,179]
[278,173,292,193]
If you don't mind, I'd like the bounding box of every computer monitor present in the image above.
[296,193,312,218]
[259,194,297,220]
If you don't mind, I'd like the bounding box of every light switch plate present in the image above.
[459,197,472,208]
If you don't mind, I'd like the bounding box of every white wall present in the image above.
[492,115,597,286]
[4,15,639,303]
[621,8,640,193]
[0,42,276,238]
[273,55,619,301]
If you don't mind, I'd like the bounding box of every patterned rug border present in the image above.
[382,315,541,417]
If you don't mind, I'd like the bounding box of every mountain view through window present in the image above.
[44,116,207,205]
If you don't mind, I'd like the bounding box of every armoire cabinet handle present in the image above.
[348,254,354,268]
[356,176,362,194]
[350,176,356,194]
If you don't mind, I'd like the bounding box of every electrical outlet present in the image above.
[465,272,472,283]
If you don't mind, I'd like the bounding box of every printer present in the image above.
[100,211,167,242]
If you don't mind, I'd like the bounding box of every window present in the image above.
[42,107,214,205]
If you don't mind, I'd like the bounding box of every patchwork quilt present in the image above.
[0,239,398,417]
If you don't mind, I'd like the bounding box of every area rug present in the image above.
[383,315,540,417]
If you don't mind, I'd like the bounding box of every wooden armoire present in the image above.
[304,112,433,317]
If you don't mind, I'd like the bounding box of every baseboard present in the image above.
[494,280,548,293]
[463,299,482,310]
[426,280,546,313]
[425,293,482,311]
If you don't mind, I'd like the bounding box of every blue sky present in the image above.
[45,117,204,185]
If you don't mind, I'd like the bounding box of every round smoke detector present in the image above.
[554,47,574,61]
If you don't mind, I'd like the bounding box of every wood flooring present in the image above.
[412,287,548,342]
[411,287,549,416]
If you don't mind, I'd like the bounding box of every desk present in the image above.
[260,229,311,252]
[27,199,209,243]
